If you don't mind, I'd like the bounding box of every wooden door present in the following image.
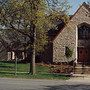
[78,47,88,62]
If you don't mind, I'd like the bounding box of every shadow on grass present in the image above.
[0,61,15,63]
[0,71,15,75]
[0,66,14,69]
[0,72,70,79]
[44,85,90,90]
[28,73,70,80]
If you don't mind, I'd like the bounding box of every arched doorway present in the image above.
[77,23,90,65]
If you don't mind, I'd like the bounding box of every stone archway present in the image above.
[77,23,90,65]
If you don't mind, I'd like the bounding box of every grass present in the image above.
[0,73,69,80]
[0,61,70,80]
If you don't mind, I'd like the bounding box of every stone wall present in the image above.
[53,4,90,63]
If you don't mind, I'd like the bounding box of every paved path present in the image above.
[0,77,90,90]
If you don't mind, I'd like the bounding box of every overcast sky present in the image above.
[68,0,89,15]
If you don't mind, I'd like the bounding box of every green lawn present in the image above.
[0,61,69,80]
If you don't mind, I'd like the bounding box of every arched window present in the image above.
[78,24,90,40]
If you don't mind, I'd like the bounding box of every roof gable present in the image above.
[52,2,90,42]
[83,2,90,12]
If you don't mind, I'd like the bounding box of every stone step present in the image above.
[74,66,90,74]
[76,64,82,67]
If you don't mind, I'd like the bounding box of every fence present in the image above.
[0,59,30,75]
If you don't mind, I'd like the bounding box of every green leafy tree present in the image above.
[0,0,70,75]
[0,0,48,75]
[45,0,70,31]
[65,46,73,58]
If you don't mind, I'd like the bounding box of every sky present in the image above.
[68,0,89,15]
[0,0,89,15]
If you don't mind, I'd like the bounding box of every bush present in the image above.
[65,46,73,58]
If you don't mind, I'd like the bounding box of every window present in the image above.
[78,25,90,40]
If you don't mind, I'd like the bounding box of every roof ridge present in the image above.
[82,2,90,11]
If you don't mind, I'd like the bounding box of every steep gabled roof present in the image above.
[48,20,65,41]
[83,2,90,12]
[52,2,90,42]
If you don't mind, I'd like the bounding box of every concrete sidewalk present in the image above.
[73,74,90,78]
[69,74,90,82]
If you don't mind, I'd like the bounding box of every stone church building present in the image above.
[5,2,90,65]
[0,2,90,68]
[52,2,90,65]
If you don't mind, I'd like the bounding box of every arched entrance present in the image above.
[77,23,90,65]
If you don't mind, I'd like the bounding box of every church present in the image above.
[52,2,90,66]
[0,2,90,67]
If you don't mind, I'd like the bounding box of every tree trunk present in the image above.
[30,42,36,75]
[29,23,36,75]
